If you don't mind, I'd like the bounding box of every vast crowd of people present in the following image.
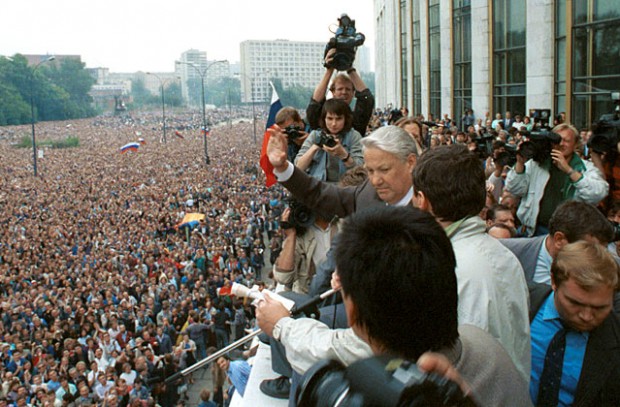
[2,89,619,407]
[0,108,286,406]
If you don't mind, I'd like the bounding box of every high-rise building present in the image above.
[374,0,620,129]
[177,49,231,106]
[239,40,327,103]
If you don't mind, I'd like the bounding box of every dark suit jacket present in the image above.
[500,235,547,284]
[282,166,385,220]
[529,283,620,406]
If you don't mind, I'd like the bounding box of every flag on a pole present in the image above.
[260,82,283,187]
[201,126,211,137]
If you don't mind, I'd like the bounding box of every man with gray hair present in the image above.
[267,125,419,218]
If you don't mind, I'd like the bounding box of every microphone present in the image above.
[421,121,444,128]
[231,283,296,311]
[290,288,338,317]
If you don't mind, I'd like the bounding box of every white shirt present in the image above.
[533,236,553,284]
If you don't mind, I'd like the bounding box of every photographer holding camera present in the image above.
[505,123,609,237]
[306,15,374,137]
[295,98,363,183]
[259,201,339,399]
[275,107,309,163]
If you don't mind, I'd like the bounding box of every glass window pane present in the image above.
[464,63,472,88]
[572,27,588,77]
[594,0,619,21]
[557,81,566,94]
[593,25,620,76]
[573,1,588,25]
[556,38,566,80]
[508,49,526,83]
[556,0,566,36]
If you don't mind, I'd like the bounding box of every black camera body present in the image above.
[316,130,338,148]
[495,144,518,168]
[280,198,315,230]
[284,124,304,141]
[587,119,620,157]
[519,130,562,163]
[296,356,471,407]
[324,14,365,71]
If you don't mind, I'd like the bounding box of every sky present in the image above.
[2,0,374,73]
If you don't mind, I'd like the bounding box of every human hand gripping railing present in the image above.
[165,283,338,384]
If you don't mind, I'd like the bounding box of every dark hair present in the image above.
[318,99,353,134]
[549,200,614,244]
[413,144,486,222]
[335,206,458,360]
[485,204,511,223]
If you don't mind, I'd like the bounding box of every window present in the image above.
[492,0,526,118]
[453,0,472,128]
[429,0,441,119]
[570,0,620,128]
[400,0,409,107]
[412,0,422,116]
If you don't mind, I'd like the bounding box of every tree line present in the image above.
[0,54,97,126]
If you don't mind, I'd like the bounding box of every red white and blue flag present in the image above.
[260,82,283,187]
[120,142,140,154]
[201,127,211,137]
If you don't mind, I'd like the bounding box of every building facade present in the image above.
[239,40,327,103]
[374,0,620,129]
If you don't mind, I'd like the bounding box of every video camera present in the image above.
[518,130,562,164]
[324,14,366,72]
[297,356,475,407]
[587,92,620,157]
[280,198,316,230]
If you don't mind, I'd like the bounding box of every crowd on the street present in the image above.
[0,108,289,407]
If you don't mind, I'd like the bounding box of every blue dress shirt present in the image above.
[227,360,252,397]
[530,292,589,406]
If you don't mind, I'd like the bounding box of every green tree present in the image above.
[130,78,157,108]
[206,77,241,107]
[46,58,96,118]
[271,78,313,109]
[0,83,30,125]
[165,82,183,107]
[0,54,98,124]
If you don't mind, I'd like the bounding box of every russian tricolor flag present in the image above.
[260,82,283,187]
[120,142,140,154]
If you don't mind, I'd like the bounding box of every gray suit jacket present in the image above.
[282,166,385,220]
[499,235,546,284]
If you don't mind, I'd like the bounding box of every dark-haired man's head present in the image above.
[335,206,458,361]
[413,144,486,224]
[485,204,515,230]
[547,200,614,258]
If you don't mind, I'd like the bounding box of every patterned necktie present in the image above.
[537,324,568,406]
